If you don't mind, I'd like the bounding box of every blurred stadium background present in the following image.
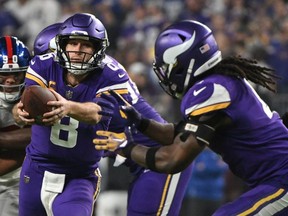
[2,0,288,120]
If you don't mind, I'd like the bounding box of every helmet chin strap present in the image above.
[181,58,195,98]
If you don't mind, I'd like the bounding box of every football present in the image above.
[21,85,57,124]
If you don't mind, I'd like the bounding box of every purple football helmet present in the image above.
[0,36,31,103]
[56,13,109,75]
[33,22,62,55]
[153,20,222,99]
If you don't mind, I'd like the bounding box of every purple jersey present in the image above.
[181,74,288,188]
[25,53,131,175]
[109,86,193,215]
[94,62,193,215]
[107,90,193,215]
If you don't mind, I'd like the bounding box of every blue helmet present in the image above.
[56,13,109,75]
[0,36,31,103]
[33,22,62,55]
[153,20,222,99]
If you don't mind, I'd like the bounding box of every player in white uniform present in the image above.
[0,36,31,216]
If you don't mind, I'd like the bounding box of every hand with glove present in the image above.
[94,126,136,159]
[94,93,118,121]
[109,89,150,132]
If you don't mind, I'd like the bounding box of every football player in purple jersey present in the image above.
[32,20,193,216]
[13,13,119,216]
[0,36,31,216]
[13,13,192,216]
[33,22,62,56]
[94,20,288,215]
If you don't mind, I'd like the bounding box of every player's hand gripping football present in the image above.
[14,101,35,125]
[94,126,134,154]
[43,90,116,125]
[41,89,69,125]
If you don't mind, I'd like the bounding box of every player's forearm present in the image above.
[0,151,25,176]
[130,134,203,174]
[67,101,102,124]
[142,120,175,145]
[130,143,189,174]
[0,128,31,150]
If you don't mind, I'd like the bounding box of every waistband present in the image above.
[25,154,101,179]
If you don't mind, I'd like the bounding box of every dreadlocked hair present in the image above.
[210,56,279,93]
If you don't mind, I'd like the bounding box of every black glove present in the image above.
[94,93,117,120]
[120,105,143,128]
[108,89,150,132]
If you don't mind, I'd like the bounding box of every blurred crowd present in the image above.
[1,0,288,120]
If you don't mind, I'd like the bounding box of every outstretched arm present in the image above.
[138,119,175,146]
[44,89,108,124]
[94,120,212,173]
[108,89,175,145]
[129,131,204,173]
[94,110,231,174]
[14,90,116,126]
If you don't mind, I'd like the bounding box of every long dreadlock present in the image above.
[210,56,279,93]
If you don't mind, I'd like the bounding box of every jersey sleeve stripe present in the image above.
[95,82,129,94]
[189,102,230,116]
[25,73,47,88]
[26,67,48,87]
[96,89,129,97]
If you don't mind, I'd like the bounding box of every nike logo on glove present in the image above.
[193,86,206,96]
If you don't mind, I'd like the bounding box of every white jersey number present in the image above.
[245,80,273,119]
[50,117,79,148]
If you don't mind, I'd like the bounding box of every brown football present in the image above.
[21,85,57,124]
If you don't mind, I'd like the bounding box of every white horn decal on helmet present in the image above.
[163,31,196,64]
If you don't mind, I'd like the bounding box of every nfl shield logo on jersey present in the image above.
[65,90,73,99]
